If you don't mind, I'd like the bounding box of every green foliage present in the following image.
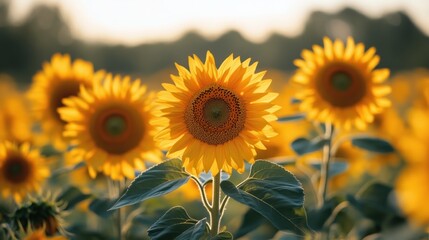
[110,158,190,210]
[147,206,207,240]
[176,218,208,240]
[221,160,310,236]
[57,186,91,210]
[89,198,115,218]
[306,195,358,235]
[277,113,306,122]
[309,160,349,178]
[347,182,398,223]
[39,144,63,157]
[148,207,231,240]
[234,208,271,238]
[211,231,233,240]
[345,182,415,239]
[351,136,395,153]
[233,208,279,239]
[291,137,327,155]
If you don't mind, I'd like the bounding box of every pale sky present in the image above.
[7,0,429,46]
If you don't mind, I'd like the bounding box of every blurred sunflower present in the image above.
[329,142,398,191]
[256,82,311,160]
[154,51,279,175]
[12,195,66,236]
[389,69,429,111]
[27,54,105,150]
[0,76,32,143]
[65,148,107,195]
[395,84,429,227]
[292,37,391,129]
[397,90,429,164]
[396,160,429,226]
[0,141,50,203]
[59,75,162,180]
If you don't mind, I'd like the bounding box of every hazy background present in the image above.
[1,0,429,90]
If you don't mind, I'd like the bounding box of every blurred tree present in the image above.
[0,1,428,86]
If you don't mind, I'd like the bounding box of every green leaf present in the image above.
[56,186,91,210]
[176,218,208,240]
[220,160,309,236]
[309,159,348,177]
[291,137,327,155]
[89,198,115,218]
[235,208,270,238]
[147,206,200,240]
[211,231,233,240]
[379,221,428,240]
[109,158,190,210]
[351,136,395,153]
[39,144,62,157]
[347,182,397,222]
[290,98,302,104]
[274,231,305,240]
[306,196,344,231]
[278,113,306,122]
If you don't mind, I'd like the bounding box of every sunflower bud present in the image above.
[12,197,65,236]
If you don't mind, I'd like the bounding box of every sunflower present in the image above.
[395,91,429,226]
[0,76,32,143]
[154,51,279,175]
[27,54,105,150]
[256,81,311,160]
[59,74,162,180]
[292,37,391,129]
[0,141,50,203]
[65,148,108,194]
[12,195,66,236]
[396,161,429,226]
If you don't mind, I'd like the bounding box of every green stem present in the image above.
[118,204,123,240]
[317,123,334,208]
[107,178,124,239]
[322,201,349,229]
[210,173,221,237]
[219,196,229,219]
[191,176,212,211]
[114,180,125,240]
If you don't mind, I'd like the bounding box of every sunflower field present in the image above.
[1,3,429,240]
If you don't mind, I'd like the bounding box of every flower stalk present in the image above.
[210,173,221,236]
[108,179,125,240]
[318,123,334,208]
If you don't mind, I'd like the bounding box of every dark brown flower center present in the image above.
[331,72,352,91]
[104,115,127,136]
[90,103,144,155]
[316,63,367,108]
[203,99,230,127]
[50,80,87,124]
[185,84,246,145]
[2,155,31,184]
